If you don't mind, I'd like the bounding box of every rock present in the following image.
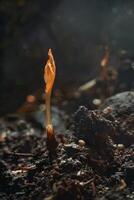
[101,91,134,117]
[73,106,115,159]
[101,92,134,146]
[73,106,115,145]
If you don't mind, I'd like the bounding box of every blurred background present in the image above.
[1,0,134,115]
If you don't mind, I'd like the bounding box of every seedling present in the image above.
[100,47,109,80]
[44,49,58,154]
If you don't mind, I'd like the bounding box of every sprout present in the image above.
[44,49,57,154]
[100,47,109,80]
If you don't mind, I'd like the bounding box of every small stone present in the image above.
[60,160,66,165]
[117,144,124,150]
[103,106,113,114]
[93,98,101,106]
[113,144,117,148]
[78,139,86,147]
[77,170,86,177]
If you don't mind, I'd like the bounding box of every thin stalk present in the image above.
[46,91,52,126]
[44,49,58,156]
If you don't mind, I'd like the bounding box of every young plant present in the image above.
[44,49,58,154]
[100,47,109,80]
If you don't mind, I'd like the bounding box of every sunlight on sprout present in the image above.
[44,49,57,154]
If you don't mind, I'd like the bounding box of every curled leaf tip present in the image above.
[44,49,56,94]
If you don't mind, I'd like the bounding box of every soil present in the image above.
[0,91,133,200]
[0,58,134,200]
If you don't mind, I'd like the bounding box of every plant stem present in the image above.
[46,91,52,126]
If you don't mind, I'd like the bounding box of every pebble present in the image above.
[113,144,124,150]
[117,144,124,150]
[78,139,86,147]
[103,106,113,114]
[93,98,101,106]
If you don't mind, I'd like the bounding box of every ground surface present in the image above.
[0,92,133,200]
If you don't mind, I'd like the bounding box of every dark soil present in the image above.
[0,92,133,200]
[0,53,134,199]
